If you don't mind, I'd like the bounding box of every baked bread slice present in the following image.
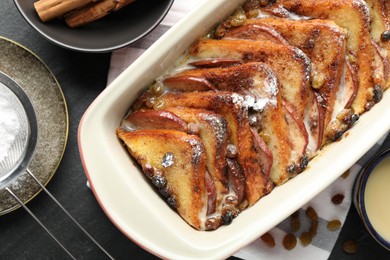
[230,18,347,147]
[155,91,266,205]
[116,128,206,230]
[268,0,382,114]
[163,62,307,184]
[189,38,311,119]
[161,107,231,212]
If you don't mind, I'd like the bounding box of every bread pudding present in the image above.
[117,0,389,231]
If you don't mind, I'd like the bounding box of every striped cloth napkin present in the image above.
[106,1,388,258]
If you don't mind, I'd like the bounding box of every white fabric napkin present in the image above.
[106,1,388,258]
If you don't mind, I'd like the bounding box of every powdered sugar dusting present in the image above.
[263,72,279,107]
[0,89,21,164]
[0,83,29,180]
[186,139,203,165]
[231,93,273,112]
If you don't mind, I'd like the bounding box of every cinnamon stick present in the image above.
[114,0,136,11]
[34,0,94,22]
[64,0,135,28]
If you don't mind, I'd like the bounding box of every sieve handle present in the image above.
[25,169,114,259]
[6,187,77,260]
[6,169,115,259]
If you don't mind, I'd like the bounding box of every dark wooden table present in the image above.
[0,0,389,259]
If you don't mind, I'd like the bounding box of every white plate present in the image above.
[78,0,390,258]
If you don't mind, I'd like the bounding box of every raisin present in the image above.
[229,8,247,27]
[159,188,170,198]
[327,219,342,231]
[243,0,261,12]
[150,82,164,96]
[350,114,359,125]
[381,30,390,42]
[343,240,358,254]
[143,164,155,178]
[152,175,167,189]
[260,232,275,248]
[167,196,177,208]
[306,206,318,221]
[299,232,312,247]
[205,217,221,231]
[153,99,165,110]
[364,101,375,111]
[373,84,383,103]
[287,164,297,175]
[282,233,297,250]
[299,155,309,171]
[225,195,238,206]
[221,210,235,225]
[331,193,345,205]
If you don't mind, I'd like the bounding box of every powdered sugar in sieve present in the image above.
[0,81,30,182]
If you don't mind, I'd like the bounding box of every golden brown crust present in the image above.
[190,38,311,118]
[156,91,266,205]
[162,107,230,208]
[166,63,296,185]
[117,128,206,230]
[241,18,346,146]
[274,0,378,114]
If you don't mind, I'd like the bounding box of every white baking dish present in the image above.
[78,0,390,258]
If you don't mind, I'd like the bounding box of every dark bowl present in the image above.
[13,0,174,53]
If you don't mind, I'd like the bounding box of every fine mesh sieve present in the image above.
[0,72,113,259]
[0,74,36,187]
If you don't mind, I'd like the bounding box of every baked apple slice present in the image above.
[223,23,290,45]
[162,75,217,92]
[122,109,188,132]
[283,101,309,165]
[116,128,206,230]
[189,58,242,68]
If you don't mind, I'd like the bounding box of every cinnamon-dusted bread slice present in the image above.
[232,18,347,147]
[163,62,306,183]
[364,0,390,89]
[161,107,232,212]
[270,0,382,114]
[155,91,266,205]
[189,38,311,119]
[117,128,206,230]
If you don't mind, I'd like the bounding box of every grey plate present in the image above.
[13,0,174,53]
[0,37,68,215]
